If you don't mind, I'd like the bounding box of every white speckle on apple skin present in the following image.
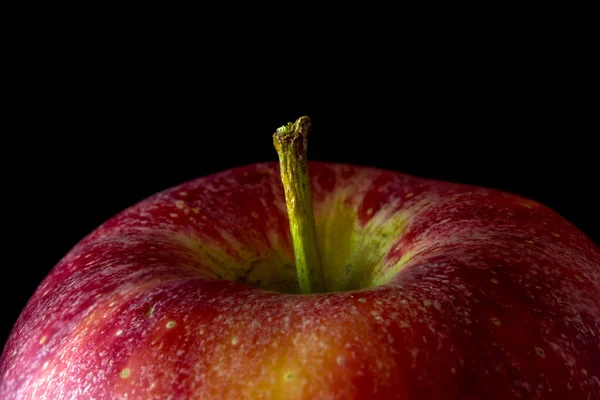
[535,347,546,358]
[166,321,176,329]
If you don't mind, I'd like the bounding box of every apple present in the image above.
[1,117,599,399]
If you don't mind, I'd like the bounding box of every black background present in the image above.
[2,30,598,349]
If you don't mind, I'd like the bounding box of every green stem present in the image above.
[273,116,325,294]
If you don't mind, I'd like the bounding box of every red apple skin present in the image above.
[1,162,599,399]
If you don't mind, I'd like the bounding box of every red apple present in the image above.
[1,119,599,399]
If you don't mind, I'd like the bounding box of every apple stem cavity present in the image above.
[273,116,325,294]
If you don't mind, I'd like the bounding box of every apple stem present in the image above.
[273,116,325,294]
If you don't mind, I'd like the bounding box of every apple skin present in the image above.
[1,162,599,399]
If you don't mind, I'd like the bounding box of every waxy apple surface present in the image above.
[1,162,599,399]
